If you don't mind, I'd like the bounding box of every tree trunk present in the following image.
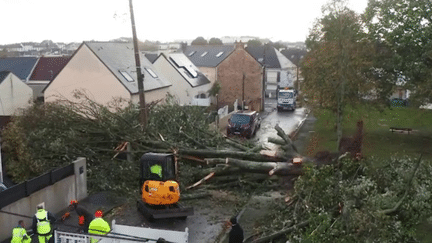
[204,158,303,176]
[179,149,288,162]
[245,220,310,243]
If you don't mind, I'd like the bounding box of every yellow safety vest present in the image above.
[88,218,110,235]
[150,164,162,178]
[11,227,27,243]
[35,210,51,235]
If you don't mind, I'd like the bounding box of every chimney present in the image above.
[181,42,187,53]
[235,40,244,49]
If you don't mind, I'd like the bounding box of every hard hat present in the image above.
[70,200,78,205]
[95,210,103,218]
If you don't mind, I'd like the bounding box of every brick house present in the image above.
[217,42,263,111]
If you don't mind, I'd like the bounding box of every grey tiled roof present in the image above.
[0,71,11,84]
[246,45,281,68]
[0,57,39,80]
[182,45,235,67]
[165,53,211,87]
[85,42,171,94]
[144,53,159,64]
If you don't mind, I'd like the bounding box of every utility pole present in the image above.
[242,72,246,110]
[0,141,3,184]
[262,44,267,111]
[129,0,147,129]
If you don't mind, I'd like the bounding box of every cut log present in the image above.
[275,124,299,154]
[204,158,303,176]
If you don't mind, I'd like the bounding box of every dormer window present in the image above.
[201,52,208,57]
[119,71,134,82]
[216,52,224,57]
[145,68,158,78]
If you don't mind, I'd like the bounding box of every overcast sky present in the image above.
[0,0,368,45]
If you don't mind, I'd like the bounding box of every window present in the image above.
[185,66,198,78]
[258,58,264,63]
[145,68,158,78]
[201,51,208,57]
[216,51,224,57]
[119,71,134,82]
[188,51,196,57]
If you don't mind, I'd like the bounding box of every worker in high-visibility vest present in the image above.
[88,210,111,243]
[11,220,31,243]
[150,164,163,178]
[32,206,56,243]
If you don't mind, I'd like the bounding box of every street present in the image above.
[254,98,307,151]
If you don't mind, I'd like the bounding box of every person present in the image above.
[228,216,244,243]
[11,220,31,243]
[69,200,93,233]
[150,164,163,178]
[88,210,111,243]
[32,205,56,243]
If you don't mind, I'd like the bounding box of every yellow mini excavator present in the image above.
[137,153,194,221]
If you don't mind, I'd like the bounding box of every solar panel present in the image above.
[185,66,198,78]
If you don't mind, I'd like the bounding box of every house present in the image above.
[28,56,71,101]
[44,42,171,106]
[246,44,298,98]
[217,42,264,111]
[181,44,235,83]
[152,53,212,106]
[183,42,264,111]
[0,57,39,82]
[0,71,33,116]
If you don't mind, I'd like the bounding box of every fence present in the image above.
[0,163,74,209]
[0,157,87,242]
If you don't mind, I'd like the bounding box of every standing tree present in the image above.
[301,0,384,150]
[364,0,432,105]
[191,37,208,45]
[247,39,262,47]
[269,41,286,51]
[208,38,223,45]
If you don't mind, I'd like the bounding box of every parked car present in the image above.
[227,110,261,139]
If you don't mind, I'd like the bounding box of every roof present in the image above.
[0,71,11,84]
[29,56,71,81]
[245,45,280,68]
[163,53,211,87]
[85,42,171,94]
[280,49,307,67]
[144,53,159,64]
[0,57,39,80]
[182,45,235,67]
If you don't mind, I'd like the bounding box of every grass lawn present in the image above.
[302,105,432,161]
[302,105,432,242]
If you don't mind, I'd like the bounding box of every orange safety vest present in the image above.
[78,216,85,226]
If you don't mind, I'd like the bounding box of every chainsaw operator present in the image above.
[69,200,93,233]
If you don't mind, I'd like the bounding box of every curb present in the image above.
[290,107,311,141]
